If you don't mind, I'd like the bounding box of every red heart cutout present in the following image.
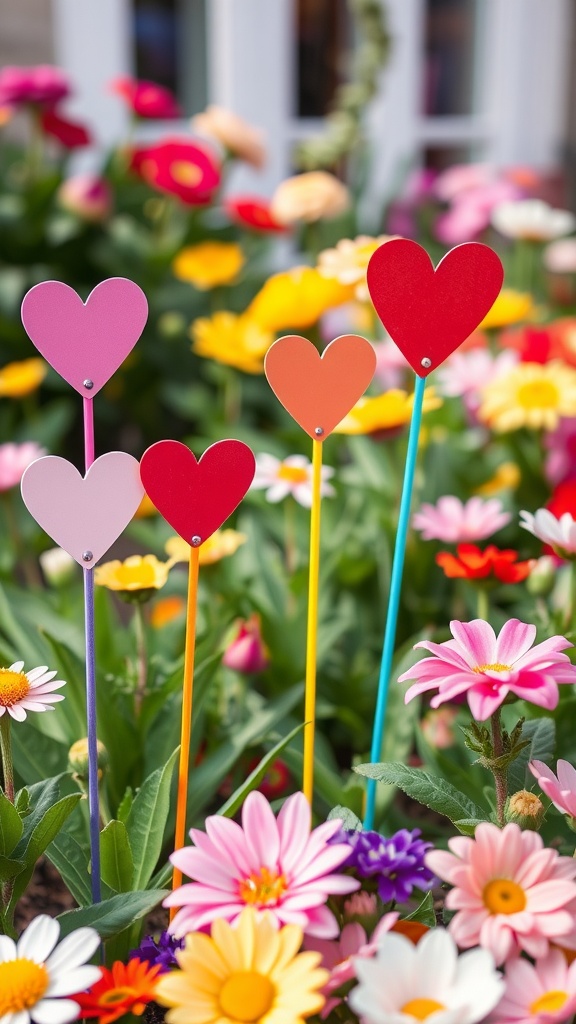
[140,439,255,545]
[265,334,376,438]
[367,240,504,376]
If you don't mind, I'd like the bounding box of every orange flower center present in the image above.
[401,998,445,1020]
[0,668,30,707]
[238,866,287,906]
[473,663,511,674]
[277,464,308,484]
[530,990,569,1014]
[517,379,559,410]
[0,959,49,1013]
[483,878,527,914]
[170,161,202,187]
[219,971,275,1021]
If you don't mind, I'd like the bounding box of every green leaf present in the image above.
[47,832,92,906]
[327,805,362,831]
[0,790,23,856]
[0,856,24,882]
[56,889,169,939]
[354,762,487,825]
[116,787,133,824]
[406,891,436,927]
[218,725,304,818]
[101,820,134,894]
[453,818,484,836]
[126,748,179,890]
[507,718,555,793]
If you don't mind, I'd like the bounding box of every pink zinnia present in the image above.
[165,790,359,938]
[412,496,511,543]
[495,949,576,1023]
[399,618,576,720]
[426,821,576,965]
[0,441,46,491]
[529,759,576,818]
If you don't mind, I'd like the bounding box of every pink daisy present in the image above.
[412,496,511,543]
[426,821,576,965]
[529,759,576,818]
[495,949,576,1023]
[399,618,576,720]
[0,660,66,721]
[0,441,46,491]
[165,790,359,938]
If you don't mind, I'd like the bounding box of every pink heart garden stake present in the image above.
[265,334,377,805]
[140,439,256,903]
[363,239,504,829]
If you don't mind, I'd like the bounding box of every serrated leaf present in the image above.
[57,889,169,939]
[507,718,555,793]
[327,805,362,831]
[126,748,179,890]
[452,818,484,836]
[0,790,23,855]
[406,891,436,927]
[101,820,134,894]
[218,725,303,818]
[354,762,487,824]
[47,832,92,906]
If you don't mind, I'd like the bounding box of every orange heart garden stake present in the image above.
[265,335,376,803]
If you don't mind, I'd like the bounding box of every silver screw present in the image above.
[421,357,432,369]
[314,426,324,436]
[191,535,202,547]
[83,379,94,390]
[82,550,93,562]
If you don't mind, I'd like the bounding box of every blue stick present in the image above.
[84,566,101,903]
[364,372,426,829]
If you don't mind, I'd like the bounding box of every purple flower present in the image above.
[131,930,184,971]
[332,827,436,904]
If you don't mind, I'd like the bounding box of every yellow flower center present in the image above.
[0,958,49,1014]
[483,878,527,914]
[473,663,511,674]
[530,990,569,1015]
[517,379,559,410]
[277,464,308,484]
[238,867,287,906]
[401,998,445,1020]
[100,986,138,1006]
[219,971,275,1022]
[0,668,30,707]
[170,161,202,187]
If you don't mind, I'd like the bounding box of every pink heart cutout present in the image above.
[21,278,149,397]
[21,452,145,566]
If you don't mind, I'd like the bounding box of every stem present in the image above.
[284,499,297,575]
[569,559,576,635]
[490,709,508,826]
[476,587,489,621]
[133,602,148,716]
[0,715,14,802]
[222,367,241,424]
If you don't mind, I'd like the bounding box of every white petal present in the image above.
[46,965,102,997]
[31,1000,81,1024]
[0,935,17,961]
[18,915,60,962]
[45,928,100,973]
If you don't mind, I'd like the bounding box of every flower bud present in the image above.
[69,738,108,781]
[526,555,556,596]
[344,891,378,917]
[421,707,458,749]
[39,546,76,587]
[222,614,269,674]
[504,790,545,830]
[58,174,112,222]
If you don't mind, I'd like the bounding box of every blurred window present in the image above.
[296,0,349,117]
[423,0,478,116]
[133,0,207,114]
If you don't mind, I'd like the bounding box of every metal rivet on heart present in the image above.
[82,550,93,562]
[421,357,432,369]
[83,379,94,390]
[314,427,324,436]
[191,535,202,547]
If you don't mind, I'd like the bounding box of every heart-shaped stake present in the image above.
[140,439,256,545]
[21,452,144,566]
[367,239,504,376]
[21,278,149,397]
[265,334,377,438]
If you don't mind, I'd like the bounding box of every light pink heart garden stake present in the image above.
[21,452,144,566]
[21,278,148,397]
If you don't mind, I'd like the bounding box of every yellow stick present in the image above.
[171,544,200,909]
[303,438,323,804]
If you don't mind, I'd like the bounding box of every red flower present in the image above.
[436,543,535,583]
[0,64,70,107]
[501,325,554,363]
[111,76,181,120]
[547,478,576,519]
[246,755,291,798]
[40,109,91,148]
[130,137,220,205]
[73,958,162,1024]
[225,195,289,233]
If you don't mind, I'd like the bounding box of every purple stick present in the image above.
[83,396,100,902]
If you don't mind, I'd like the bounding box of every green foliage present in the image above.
[355,761,489,832]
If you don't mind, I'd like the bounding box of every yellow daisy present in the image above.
[0,357,47,397]
[94,554,170,593]
[478,289,535,330]
[335,387,442,434]
[166,529,247,566]
[248,266,354,332]
[479,361,576,432]
[156,907,328,1024]
[173,242,245,290]
[317,234,396,301]
[476,461,521,495]
[191,311,274,374]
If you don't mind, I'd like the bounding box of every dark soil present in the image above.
[15,856,76,929]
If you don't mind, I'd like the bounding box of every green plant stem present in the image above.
[0,715,14,803]
[490,709,508,826]
[133,602,148,716]
[284,499,297,575]
[476,587,489,621]
[222,367,241,425]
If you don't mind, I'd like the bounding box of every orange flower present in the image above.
[150,595,185,628]
[436,543,534,584]
[74,958,162,1024]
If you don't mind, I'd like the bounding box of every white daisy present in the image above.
[520,508,576,557]
[0,914,101,1024]
[491,199,576,241]
[349,929,504,1024]
[250,453,335,508]
[0,661,66,722]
